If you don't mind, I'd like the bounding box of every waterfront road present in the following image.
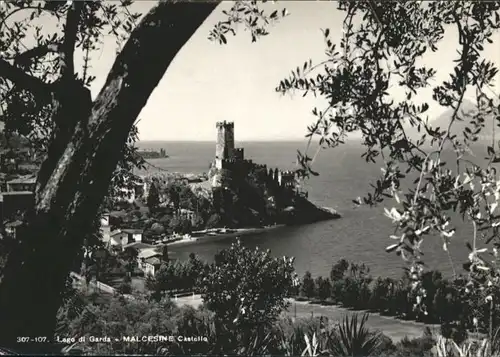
[174,294,438,342]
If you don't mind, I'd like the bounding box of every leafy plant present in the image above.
[435,336,490,357]
[329,313,383,357]
[302,333,320,357]
[196,239,297,355]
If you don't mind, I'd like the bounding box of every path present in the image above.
[71,272,436,343]
[174,294,438,342]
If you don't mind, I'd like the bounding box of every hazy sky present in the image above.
[62,1,500,141]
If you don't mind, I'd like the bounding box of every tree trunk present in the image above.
[0,1,219,352]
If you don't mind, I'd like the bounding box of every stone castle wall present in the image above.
[233,148,244,161]
[212,121,300,192]
[217,158,254,171]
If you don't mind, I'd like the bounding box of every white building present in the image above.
[138,248,163,276]
[106,229,143,249]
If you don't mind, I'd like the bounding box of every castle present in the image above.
[215,121,244,169]
[212,121,297,190]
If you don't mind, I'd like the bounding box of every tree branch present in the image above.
[14,43,60,67]
[61,1,84,79]
[0,58,53,98]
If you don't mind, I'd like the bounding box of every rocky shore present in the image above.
[284,197,341,225]
[166,203,341,248]
[167,225,286,247]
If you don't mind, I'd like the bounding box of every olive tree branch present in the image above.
[0,5,58,31]
[14,44,61,66]
[61,1,85,79]
[0,59,54,98]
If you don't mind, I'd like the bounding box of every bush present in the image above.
[117,281,132,294]
[309,298,324,305]
[169,306,215,355]
[330,259,349,282]
[123,274,132,284]
[199,239,296,348]
[393,328,435,357]
[329,313,384,357]
[295,296,309,302]
[321,300,336,306]
[272,316,325,356]
[370,277,392,312]
[441,321,467,345]
[317,277,332,301]
[301,271,315,298]
[372,333,397,355]
[67,295,179,355]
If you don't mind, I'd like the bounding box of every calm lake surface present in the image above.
[137,140,482,280]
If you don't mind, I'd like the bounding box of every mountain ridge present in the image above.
[406,99,496,142]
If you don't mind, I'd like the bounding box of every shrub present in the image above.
[318,277,332,301]
[117,281,132,295]
[198,239,296,349]
[394,328,435,357]
[272,316,325,356]
[295,296,309,302]
[301,271,315,298]
[441,321,468,346]
[372,333,397,355]
[330,259,349,282]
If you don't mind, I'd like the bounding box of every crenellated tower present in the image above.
[215,121,246,170]
[215,121,235,166]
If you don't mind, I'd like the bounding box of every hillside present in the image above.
[406,99,496,142]
[431,99,495,141]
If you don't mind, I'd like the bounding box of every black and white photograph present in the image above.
[0,0,500,355]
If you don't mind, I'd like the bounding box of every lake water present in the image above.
[137,140,480,280]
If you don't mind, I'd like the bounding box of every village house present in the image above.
[179,208,195,223]
[137,248,162,276]
[116,178,146,203]
[107,228,144,249]
[6,175,36,192]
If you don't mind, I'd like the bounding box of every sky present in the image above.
[17,1,500,141]
[89,1,345,141]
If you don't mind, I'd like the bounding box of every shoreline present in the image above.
[166,205,340,248]
[166,224,287,247]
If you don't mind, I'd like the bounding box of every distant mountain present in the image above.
[427,99,495,141]
[403,99,496,142]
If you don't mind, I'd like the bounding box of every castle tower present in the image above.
[215,121,235,168]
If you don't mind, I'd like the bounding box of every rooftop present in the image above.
[144,256,162,266]
[110,229,122,237]
[7,175,36,184]
[1,191,34,196]
[122,228,143,234]
[123,242,153,250]
[138,248,161,260]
